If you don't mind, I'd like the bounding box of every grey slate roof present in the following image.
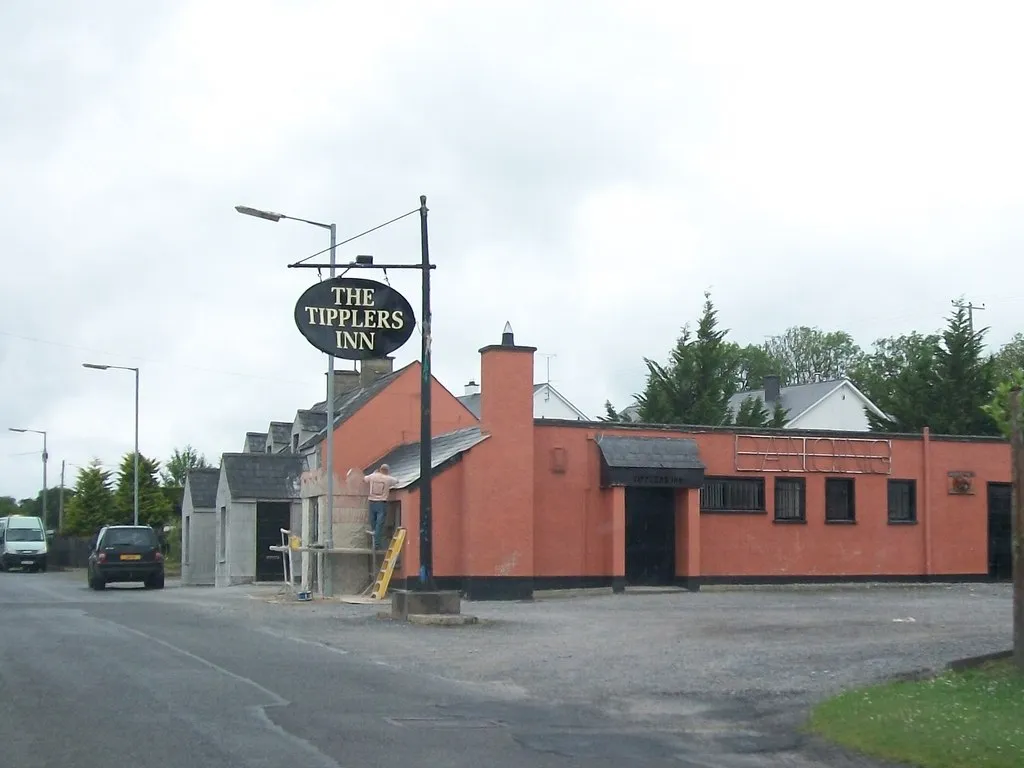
[185,468,220,510]
[244,432,267,452]
[457,393,482,417]
[595,435,705,470]
[220,453,303,501]
[299,366,410,451]
[295,409,328,433]
[726,379,846,422]
[268,422,292,447]
[361,427,487,490]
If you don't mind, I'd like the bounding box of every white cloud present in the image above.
[3,0,1024,497]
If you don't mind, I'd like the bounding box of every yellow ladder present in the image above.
[370,527,406,600]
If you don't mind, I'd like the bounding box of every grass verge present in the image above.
[808,660,1024,768]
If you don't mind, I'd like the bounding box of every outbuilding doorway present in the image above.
[255,502,291,582]
[987,482,1012,581]
[624,487,676,586]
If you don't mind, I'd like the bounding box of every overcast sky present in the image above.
[2,1,1023,499]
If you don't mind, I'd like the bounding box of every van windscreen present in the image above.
[6,528,43,542]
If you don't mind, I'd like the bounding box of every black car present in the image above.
[87,525,165,590]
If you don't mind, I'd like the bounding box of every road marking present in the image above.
[254,626,349,655]
[93,618,345,768]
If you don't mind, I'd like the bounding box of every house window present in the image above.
[888,480,916,523]
[825,478,855,522]
[218,506,227,562]
[701,477,765,512]
[774,478,806,522]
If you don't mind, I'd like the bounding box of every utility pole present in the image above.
[1010,388,1024,672]
[952,298,986,336]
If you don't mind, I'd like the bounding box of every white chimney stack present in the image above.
[464,380,480,396]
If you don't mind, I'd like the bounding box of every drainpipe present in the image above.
[922,427,932,577]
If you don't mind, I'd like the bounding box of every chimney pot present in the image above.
[464,380,480,396]
[501,321,514,347]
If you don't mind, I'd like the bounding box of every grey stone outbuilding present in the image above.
[214,453,303,587]
[181,468,221,586]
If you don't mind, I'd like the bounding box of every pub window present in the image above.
[825,478,855,522]
[701,477,765,512]
[774,478,806,522]
[888,479,916,523]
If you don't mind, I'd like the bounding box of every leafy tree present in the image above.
[849,332,941,432]
[730,396,790,428]
[993,332,1024,384]
[763,326,863,385]
[983,371,1024,438]
[932,304,998,435]
[852,307,998,435]
[599,400,627,422]
[160,445,211,487]
[0,496,18,517]
[636,291,739,425]
[113,452,173,528]
[62,460,115,537]
[729,343,781,391]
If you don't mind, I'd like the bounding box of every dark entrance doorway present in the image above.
[255,502,291,582]
[987,482,1012,581]
[625,487,676,586]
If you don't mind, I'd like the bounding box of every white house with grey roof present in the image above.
[726,375,888,431]
[619,375,887,432]
[214,453,303,587]
[181,468,220,586]
[458,381,589,421]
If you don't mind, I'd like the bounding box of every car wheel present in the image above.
[88,572,105,590]
[145,572,165,590]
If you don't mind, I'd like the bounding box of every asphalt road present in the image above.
[0,571,742,768]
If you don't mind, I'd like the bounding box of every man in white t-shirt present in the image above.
[350,464,399,550]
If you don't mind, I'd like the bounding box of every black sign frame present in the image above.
[294,276,417,360]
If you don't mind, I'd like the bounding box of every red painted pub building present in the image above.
[306,325,1013,600]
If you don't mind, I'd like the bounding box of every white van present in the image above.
[0,515,48,572]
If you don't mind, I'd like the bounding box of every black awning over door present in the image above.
[597,435,706,489]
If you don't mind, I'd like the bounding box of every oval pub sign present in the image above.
[294,277,417,360]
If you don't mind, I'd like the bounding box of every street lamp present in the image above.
[8,428,47,527]
[83,363,140,526]
[236,204,338,588]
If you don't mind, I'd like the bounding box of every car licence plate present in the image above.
[20,560,33,566]
[120,554,142,561]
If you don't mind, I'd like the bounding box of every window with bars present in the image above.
[888,479,917,523]
[774,478,806,522]
[825,478,856,522]
[700,477,765,512]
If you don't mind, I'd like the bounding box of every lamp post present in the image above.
[83,363,140,526]
[236,205,338,594]
[8,428,47,527]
